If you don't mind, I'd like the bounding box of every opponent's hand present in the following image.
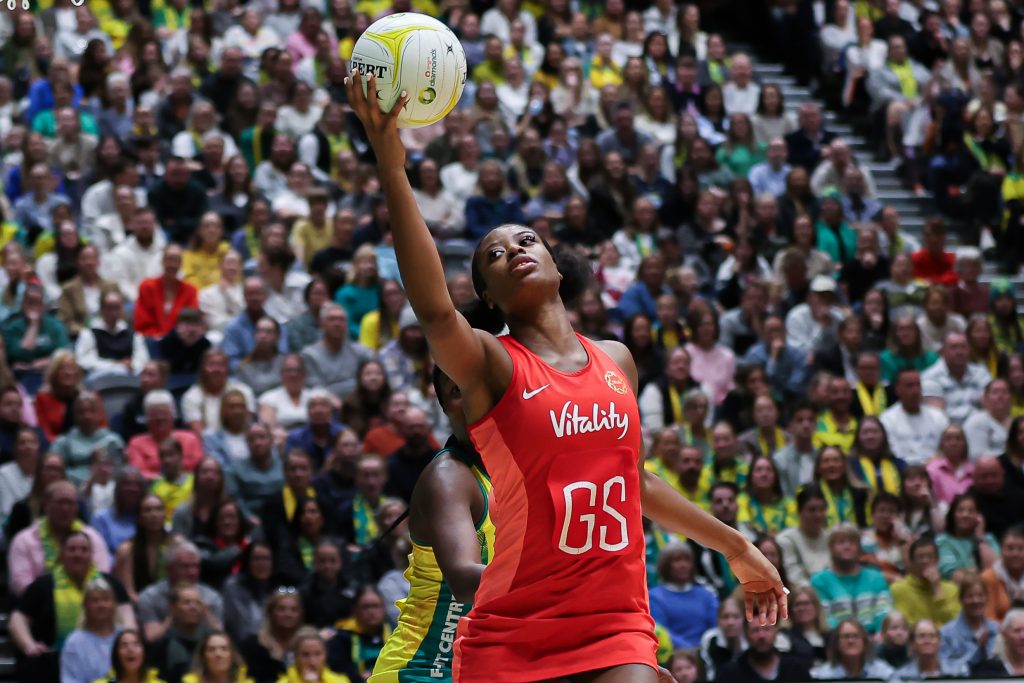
[726,542,788,625]
[344,70,410,169]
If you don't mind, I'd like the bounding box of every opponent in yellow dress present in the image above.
[370,440,495,683]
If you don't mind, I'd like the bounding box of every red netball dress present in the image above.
[453,333,658,682]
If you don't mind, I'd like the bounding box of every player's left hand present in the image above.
[726,542,789,625]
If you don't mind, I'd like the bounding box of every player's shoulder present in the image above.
[414,449,481,501]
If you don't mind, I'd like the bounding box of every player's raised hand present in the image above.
[726,542,789,625]
[344,70,410,168]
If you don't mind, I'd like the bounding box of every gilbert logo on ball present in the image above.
[350,13,467,129]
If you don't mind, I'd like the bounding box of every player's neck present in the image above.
[506,302,580,358]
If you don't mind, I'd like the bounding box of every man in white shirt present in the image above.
[921,331,991,425]
[75,291,150,377]
[785,275,844,355]
[480,0,537,44]
[104,206,167,300]
[722,53,761,116]
[880,368,950,465]
[440,134,482,205]
[79,161,148,239]
[963,379,1013,459]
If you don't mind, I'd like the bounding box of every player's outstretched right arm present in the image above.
[345,72,499,397]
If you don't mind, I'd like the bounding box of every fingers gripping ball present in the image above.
[350,13,468,129]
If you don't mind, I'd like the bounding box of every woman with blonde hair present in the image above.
[895,618,969,679]
[61,577,127,683]
[276,627,349,683]
[239,589,304,683]
[183,631,253,683]
[34,350,90,442]
[333,244,379,340]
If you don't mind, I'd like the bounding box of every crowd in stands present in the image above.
[2,0,1024,681]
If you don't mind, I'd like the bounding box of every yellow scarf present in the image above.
[327,132,351,179]
[757,427,788,457]
[820,481,856,527]
[53,562,99,648]
[282,486,317,521]
[858,456,902,495]
[39,518,85,572]
[855,383,887,416]
[668,385,684,425]
[889,61,919,99]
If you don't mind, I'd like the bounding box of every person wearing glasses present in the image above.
[893,619,968,680]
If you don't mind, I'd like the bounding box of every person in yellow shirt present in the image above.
[183,212,230,291]
[151,439,195,523]
[890,536,962,626]
[588,34,623,88]
[737,455,797,535]
[182,632,254,683]
[291,188,334,268]
[358,279,406,352]
[472,36,507,85]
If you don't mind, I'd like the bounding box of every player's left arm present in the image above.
[598,339,789,625]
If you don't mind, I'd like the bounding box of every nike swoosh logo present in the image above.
[522,384,550,400]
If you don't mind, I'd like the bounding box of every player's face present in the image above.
[474,227,560,314]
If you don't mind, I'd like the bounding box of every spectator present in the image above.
[970,608,1024,677]
[940,572,999,666]
[921,331,990,426]
[383,407,438,504]
[911,217,959,287]
[971,456,1023,542]
[236,317,285,397]
[134,245,200,339]
[0,426,39,518]
[197,249,244,345]
[137,539,223,643]
[964,379,1013,458]
[777,484,831,588]
[774,403,818,497]
[716,618,812,683]
[748,138,791,197]
[953,251,989,318]
[300,539,355,631]
[9,531,129,681]
[927,425,975,504]
[147,156,209,246]
[50,391,124,485]
[222,541,275,645]
[810,525,892,634]
[648,542,718,649]
[891,536,962,626]
[783,586,829,668]
[8,480,111,595]
[226,422,283,524]
[3,285,70,377]
[125,390,203,479]
[698,596,746,681]
[74,291,150,377]
[881,368,951,465]
[881,317,938,383]
[181,349,255,433]
[106,207,167,302]
[812,379,858,463]
[238,590,304,683]
[111,492,169,605]
[59,577,129,683]
[917,285,967,354]
[55,244,119,341]
[786,276,843,356]
[148,583,217,682]
[301,303,375,398]
[937,492,999,580]
[812,618,893,680]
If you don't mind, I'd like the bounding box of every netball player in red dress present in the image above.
[345,72,786,683]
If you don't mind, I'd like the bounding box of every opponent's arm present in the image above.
[412,456,487,604]
[598,340,789,625]
[344,73,500,394]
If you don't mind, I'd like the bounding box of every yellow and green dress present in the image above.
[370,442,495,683]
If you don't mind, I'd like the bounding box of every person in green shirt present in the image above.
[815,194,858,265]
[30,82,99,139]
[1,284,70,371]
